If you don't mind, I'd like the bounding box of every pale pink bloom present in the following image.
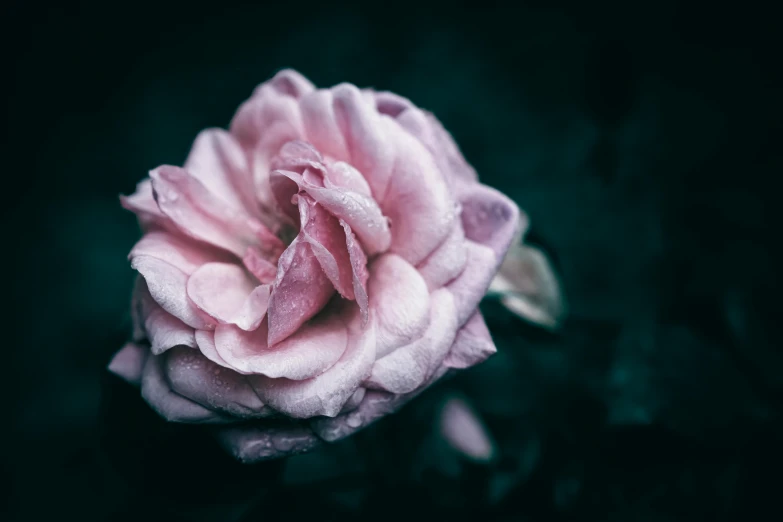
[109,70,521,461]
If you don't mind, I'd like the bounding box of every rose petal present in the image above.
[250,306,376,419]
[342,220,369,323]
[366,289,457,394]
[379,116,457,264]
[439,397,495,462]
[443,310,497,369]
[416,224,468,291]
[108,343,148,387]
[446,240,498,327]
[150,165,283,259]
[120,179,173,232]
[163,346,274,418]
[131,255,210,329]
[324,161,371,197]
[310,364,451,442]
[371,90,414,118]
[368,254,430,358]
[216,422,321,463]
[195,329,232,369]
[299,90,350,162]
[297,195,355,300]
[130,230,232,275]
[331,83,394,200]
[187,262,269,330]
[136,281,197,355]
[214,314,347,380]
[459,183,523,260]
[271,168,391,257]
[140,354,231,424]
[252,69,315,100]
[267,236,335,346]
[183,128,260,219]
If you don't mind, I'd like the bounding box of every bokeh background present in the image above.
[5,1,782,520]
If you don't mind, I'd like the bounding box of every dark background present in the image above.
[4,1,782,520]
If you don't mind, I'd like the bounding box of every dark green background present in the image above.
[4,1,782,520]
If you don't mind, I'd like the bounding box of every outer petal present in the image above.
[216,422,321,463]
[130,230,233,274]
[213,314,347,380]
[150,165,283,259]
[163,346,274,418]
[379,115,457,265]
[416,223,468,291]
[299,89,350,161]
[446,240,498,327]
[140,354,231,424]
[136,281,197,355]
[365,289,458,394]
[108,343,148,387]
[251,69,315,100]
[186,262,270,331]
[458,183,523,261]
[443,310,497,369]
[195,329,233,369]
[368,254,430,358]
[183,128,260,219]
[310,364,450,442]
[120,179,173,231]
[342,220,369,323]
[250,306,376,419]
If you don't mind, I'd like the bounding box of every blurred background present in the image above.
[4,1,782,520]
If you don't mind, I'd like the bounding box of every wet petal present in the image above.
[267,236,335,346]
[250,307,376,419]
[140,354,231,424]
[163,346,274,418]
[136,281,197,355]
[216,422,321,463]
[342,220,369,323]
[183,128,259,218]
[368,254,430,358]
[187,262,269,330]
[150,165,283,259]
[366,289,457,394]
[271,168,391,257]
[443,311,497,369]
[213,314,347,380]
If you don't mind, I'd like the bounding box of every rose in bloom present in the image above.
[108,70,521,461]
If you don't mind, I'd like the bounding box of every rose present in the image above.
[108,69,521,461]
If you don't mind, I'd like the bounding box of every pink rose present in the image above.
[108,69,521,461]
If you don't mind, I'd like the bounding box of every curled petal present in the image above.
[150,165,283,259]
[366,289,457,394]
[342,221,369,324]
[187,262,269,331]
[164,346,274,418]
[371,90,414,118]
[108,343,148,387]
[459,183,524,260]
[250,307,376,419]
[131,255,210,329]
[120,179,173,232]
[136,281,197,355]
[272,168,391,257]
[297,196,355,300]
[130,230,232,275]
[267,236,335,345]
[140,354,231,424]
[416,224,468,291]
[195,329,232,369]
[446,241,498,327]
[324,161,371,197]
[214,315,347,380]
[252,68,315,100]
[216,422,321,463]
[368,254,430,358]
[443,311,497,369]
[183,128,259,218]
